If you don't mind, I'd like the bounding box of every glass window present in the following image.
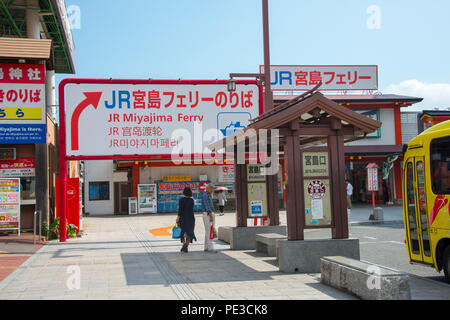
[20,177,36,200]
[416,161,431,257]
[431,136,450,194]
[89,182,110,201]
[406,162,420,255]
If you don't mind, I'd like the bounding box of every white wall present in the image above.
[139,165,220,184]
[84,160,114,215]
[346,109,396,146]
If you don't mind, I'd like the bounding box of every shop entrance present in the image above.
[114,182,132,215]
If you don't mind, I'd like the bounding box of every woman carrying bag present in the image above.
[176,187,197,253]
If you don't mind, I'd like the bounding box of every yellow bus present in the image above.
[403,120,450,283]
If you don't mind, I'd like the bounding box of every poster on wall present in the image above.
[0,63,46,144]
[247,182,268,218]
[157,181,207,212]
[0,178,21,234]
[304,179,332,227]
[0,158,35,177]
[218,165,235,182]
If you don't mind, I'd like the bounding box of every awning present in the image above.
[0,37,52,60]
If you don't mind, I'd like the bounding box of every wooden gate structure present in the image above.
[209,90,382,241]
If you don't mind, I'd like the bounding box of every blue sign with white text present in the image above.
[0,124,46,144]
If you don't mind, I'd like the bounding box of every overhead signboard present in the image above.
[60,79,261,158]
[260,65,378,91]
[0,63,46,144]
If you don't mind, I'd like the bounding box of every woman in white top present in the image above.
[218,190,227,216]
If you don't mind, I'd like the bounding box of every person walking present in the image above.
[218,190,227,216]
[176,187,196,253]
[202,184,217,252]
[346,180,353,209]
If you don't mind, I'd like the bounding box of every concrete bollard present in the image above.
[374,207,383,221]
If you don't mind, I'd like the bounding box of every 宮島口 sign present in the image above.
[303,152,329,177]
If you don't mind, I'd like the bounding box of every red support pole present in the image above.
[59,160,67,242]
[372,190,375,217]
[58,82,68,242]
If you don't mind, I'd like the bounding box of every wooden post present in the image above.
[266,171,279,226]
[284,130,305,241]
[328,126,349,239]
[234,145,248,227]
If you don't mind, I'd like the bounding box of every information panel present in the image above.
[304,179,332,226]
[302,151,332,227]
[0,178,21,233]
[61,80,260,157]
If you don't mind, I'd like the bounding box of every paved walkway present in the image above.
[0,233,45,282]
[0,215,354,300]
[1,207,448,300]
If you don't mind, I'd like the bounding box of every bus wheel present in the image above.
[444,246,450,283]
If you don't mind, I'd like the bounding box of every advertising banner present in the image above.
[157,181,208,212]
[0,158,35,177]
[218,165,235,182]
[0,63,46,144]
[260,65,378,91]
[0,178,20,232]
[61,80,261,157]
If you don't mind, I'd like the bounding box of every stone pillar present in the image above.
[26,0,40,39]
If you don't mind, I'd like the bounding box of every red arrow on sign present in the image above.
[70,92,102,151]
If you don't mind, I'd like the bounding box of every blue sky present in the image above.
[58,0,450,110]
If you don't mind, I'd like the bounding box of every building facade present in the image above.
[83,92,423,215]
[0,0,76,231]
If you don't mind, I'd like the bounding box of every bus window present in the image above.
[416,161,431,257]
[406,162,420,255]
[431,136,450,194]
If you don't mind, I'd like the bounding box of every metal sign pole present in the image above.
[39,210,41,241]
[33,210,37,245]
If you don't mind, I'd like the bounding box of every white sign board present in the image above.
[260,65,378,91]
[218,165,235,182]
[367,167,379,191]
[62,81,261,157]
